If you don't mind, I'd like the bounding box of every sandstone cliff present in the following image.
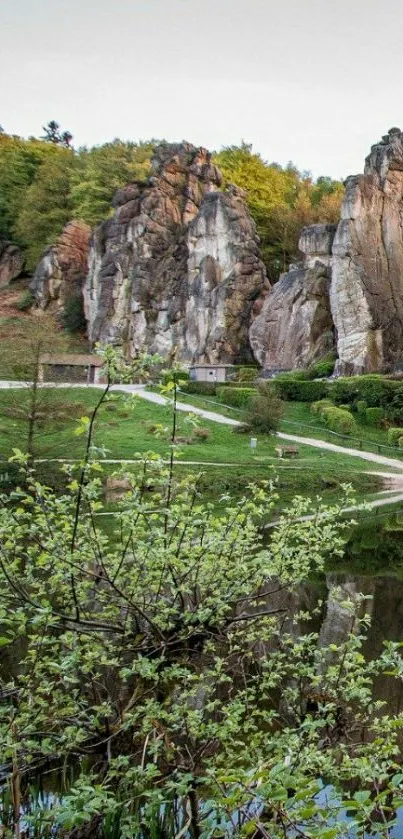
[249,224,335,370]
[331,128,403,374]
[84,143,269,362]
[30,221,91,311]
[0,241,24,288]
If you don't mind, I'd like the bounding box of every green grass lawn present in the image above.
[0,387,383,505]
[174,389,403,461]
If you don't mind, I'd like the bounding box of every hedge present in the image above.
[274,376,329,402]
[388,427,403,446]
[331,375,397,408]
[321,406,356,435]
[365,407,384,426]
[311,399,334,417]
[216,387,256,407]
[356,400,367,418]
[182,381,217,395]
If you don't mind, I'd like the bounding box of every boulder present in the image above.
[249,224,336,370]
[84,143,268,363]
[30,220,91,310]
[331,128,403,374]
[0,241,24,288]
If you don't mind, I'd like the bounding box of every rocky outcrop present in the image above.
[30,221,91,310]
[331,128,403,374]
[249,224,335,370]
[0,242,23,288]
[84,143,268,362]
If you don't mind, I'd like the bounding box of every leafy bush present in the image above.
[311,399,334,417]
[365,407,384,427]
[385,386,403,423]
[388,427,403,446]
[356,400,367,418]
[307,357,336,378]
[244,382,284,433]
[321,406,356,435]
[274,376,328,402]
[183,381,217,396]
[193,427,210,441]
[234,366,259,383]
[15,290,35,311]
[331,375,396,408]
[216,386,256,407]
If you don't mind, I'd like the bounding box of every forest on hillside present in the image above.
[0,121,344,281]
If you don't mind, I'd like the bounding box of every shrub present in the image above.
[216,386,256,407]
[61,295,86,333]
[244,382,284,433]
[365,407,384,426]
[356,400,367,418]
[398,437,403,448]
[193,427,210,441]
[331,375,396,408]
[385,386,403,423]
[15,290,35,311]
[232,422,252,434]
[307,358,336,378]
[234,366,259,383]
[321,406,356,435]
[274,376,328,402]
[183,381,217,396]
[388,427,403,446]
[311,399,334,417]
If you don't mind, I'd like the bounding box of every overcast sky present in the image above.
[2,0,403,179]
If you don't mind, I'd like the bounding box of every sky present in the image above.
[2,0,403,179]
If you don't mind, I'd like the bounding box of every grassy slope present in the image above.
[175,389,403,461]
[0,387,381,505]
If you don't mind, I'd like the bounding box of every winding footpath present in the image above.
[2,380,403,511]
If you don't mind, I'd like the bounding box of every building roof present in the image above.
[190,363,235,369]
[39,353,105,367]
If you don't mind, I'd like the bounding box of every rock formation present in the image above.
[0,241,24,288]
[30,220,91,310]
[249,224,335,370]
[331,128,403,374]
[84,143,269,362]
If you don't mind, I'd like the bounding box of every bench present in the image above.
[275,445,299,459]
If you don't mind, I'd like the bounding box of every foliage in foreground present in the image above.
[1,360,403,838]
[1,456,403,836]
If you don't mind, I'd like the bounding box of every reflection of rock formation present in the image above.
[84,143,268,363]
[331,129,403,374]
[318,574,375,650]
[249,224,335,370]
[30,221,91,311]
[0,241,23,288]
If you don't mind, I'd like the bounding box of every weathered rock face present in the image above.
[30,221,91,310]
[84,143,268,362]
[331,128,403,374]
[0,242,24,288]
[249,224,336,370]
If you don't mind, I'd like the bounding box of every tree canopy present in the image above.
[0,128,343,282]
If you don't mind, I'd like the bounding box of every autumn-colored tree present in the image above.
[214,143,344,281]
